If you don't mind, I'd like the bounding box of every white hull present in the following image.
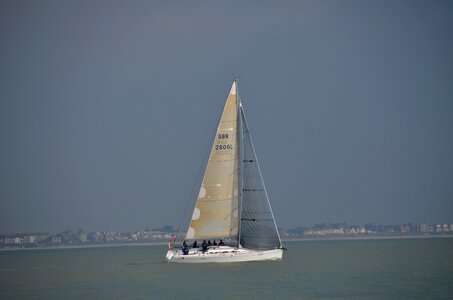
[166,246,283,263]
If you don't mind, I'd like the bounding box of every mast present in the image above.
[236,76,243,248]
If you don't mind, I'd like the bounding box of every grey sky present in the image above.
[1,1,452,234]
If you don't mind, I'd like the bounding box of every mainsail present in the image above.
[186,82,239,239]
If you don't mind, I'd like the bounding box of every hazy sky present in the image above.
[1,0,452,234]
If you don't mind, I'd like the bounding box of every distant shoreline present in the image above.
[1,234,452,252]
[283,234,453,242]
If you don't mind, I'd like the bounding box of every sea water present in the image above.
[1,238,452,299]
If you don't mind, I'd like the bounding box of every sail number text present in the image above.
[215,144,233,150]
[215,133,232,151]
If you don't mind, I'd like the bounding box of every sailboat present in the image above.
[166,79,283,263]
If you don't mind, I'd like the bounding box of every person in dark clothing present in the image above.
[182,240,189,255]
[219,239,225,246]
[192,240,198,249]
[213,240,217,246]
[207,240,212,246]
[201,240,208,252]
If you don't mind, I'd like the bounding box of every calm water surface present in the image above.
[1,238,452,299]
